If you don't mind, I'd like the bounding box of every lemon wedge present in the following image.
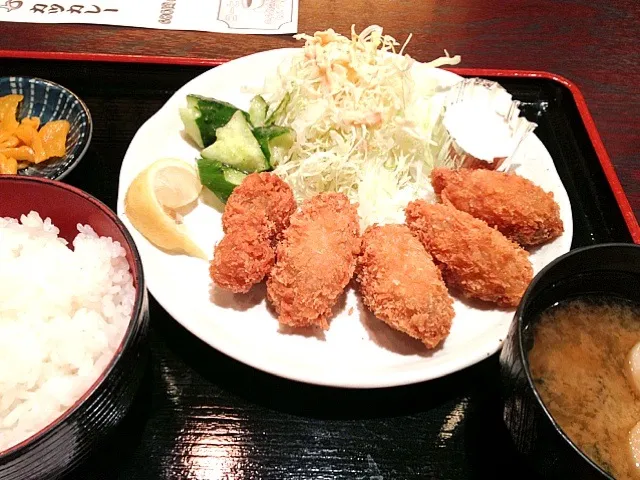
[124,158,207,259]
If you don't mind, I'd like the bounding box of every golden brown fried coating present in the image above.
[210,218,274,293]
[210,173,296,293]
[356,224,455,348]
[431,168,563,247]
[405,201,533,308]
[267,192,361,329]
[222,172,297,240]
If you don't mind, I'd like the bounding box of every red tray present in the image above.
[0,52,638,480]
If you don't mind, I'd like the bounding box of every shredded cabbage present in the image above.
[262,25,461,228]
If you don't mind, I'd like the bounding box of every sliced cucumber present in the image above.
[265,92,291,126]
[248,95,268,127]
[181,94,249,148]
[179,107,204,148]
[223,167,247,186]
[252,126,295,147]
[197,157,247,202]
[253,125,295,162]
[200,111,269,173]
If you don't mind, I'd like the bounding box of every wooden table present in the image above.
[2,0,639,221]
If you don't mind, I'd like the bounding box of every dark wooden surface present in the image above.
[1,3,639,479]
[1,0,639,220]
[0,57,633,479]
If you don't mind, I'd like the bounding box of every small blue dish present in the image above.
[0,76,92,180]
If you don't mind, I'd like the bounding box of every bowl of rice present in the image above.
[0,176,149,479]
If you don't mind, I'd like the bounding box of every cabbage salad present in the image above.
[261,25,461,228]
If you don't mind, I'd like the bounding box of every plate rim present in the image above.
[116,47,573,388]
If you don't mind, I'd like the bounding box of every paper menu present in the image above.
[0,0,298,34]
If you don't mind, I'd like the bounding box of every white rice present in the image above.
[0,211,135,452]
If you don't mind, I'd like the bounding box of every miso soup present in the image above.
[529,296,640,479]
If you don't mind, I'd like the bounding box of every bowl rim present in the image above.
[0,176,146,459]
[0,75,93,181]
[516,242,640,479]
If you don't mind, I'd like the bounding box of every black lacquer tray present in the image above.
[1,57,637,480]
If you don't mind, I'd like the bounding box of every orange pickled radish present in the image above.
[0,94,66,167]
[14,123,36,144]
[15,123,46,163]
[0,153,18,174]
[0,135,19,148]
[0,95,23,134]
[20,117,40,130]
[39,119,70,159]
[31,131,46,163]
[0,146,35,162]
[0,94,22,121]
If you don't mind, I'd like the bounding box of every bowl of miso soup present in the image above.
[500,243,640,479]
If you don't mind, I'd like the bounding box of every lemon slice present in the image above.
[125,158,207,259]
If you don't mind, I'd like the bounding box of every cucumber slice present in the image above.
[248,95,268,127]
[265,92,291,126]
[179,107,204,148]
[181,94,249,148]
[201,111,269,173]
[197,157,247,202]
[253,126,295,162]
[223,167,247,186]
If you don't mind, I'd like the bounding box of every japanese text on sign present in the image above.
[0,0,298,34]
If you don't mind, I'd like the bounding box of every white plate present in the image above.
[117,48,573,388]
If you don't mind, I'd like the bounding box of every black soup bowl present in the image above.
[500,243,640,479]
